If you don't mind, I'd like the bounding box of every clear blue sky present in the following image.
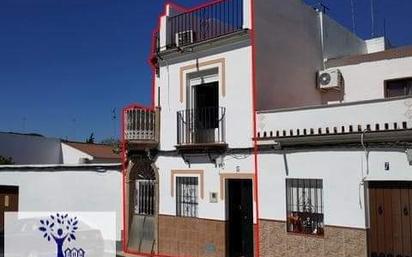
[1,0,411,142]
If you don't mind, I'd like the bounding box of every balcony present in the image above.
[176,107,227,151]
[166,0,244,50]
[123,106,160,150]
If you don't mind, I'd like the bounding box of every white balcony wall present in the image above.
[257,97,412,137]
[243,0,252,29]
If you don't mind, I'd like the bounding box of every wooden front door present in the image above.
[368,181,412,257]
[0,186,19,230]
[227,179,253,257]
[0,186,19,254]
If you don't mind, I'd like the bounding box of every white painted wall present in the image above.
[0,166,123,240]
[156,153,254,221]
[366,150,412,181]
[61,143,93,164]
[156,148,412,229]
[258,149,412,229]
[335,56,412,102]
[0,133,62,164]
[366,37,389,54]
[158,44,253,150]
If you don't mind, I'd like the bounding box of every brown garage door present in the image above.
[368,181,412,257]
[0,186,19,230]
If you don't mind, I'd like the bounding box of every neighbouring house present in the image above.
[0,132,123,242]
[121,1,412,257]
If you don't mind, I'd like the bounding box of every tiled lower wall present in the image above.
[158,217,367,257]
[158,215,226,257]
[259,219,367,257]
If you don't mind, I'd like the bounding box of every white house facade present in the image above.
[0,133,123,241]
[121,1,412,257]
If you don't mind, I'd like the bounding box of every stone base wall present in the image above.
[158,215,226,257]
[259,219,367,257]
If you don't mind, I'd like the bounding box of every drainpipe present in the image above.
[359,129,369,209]
[318,10,326,70]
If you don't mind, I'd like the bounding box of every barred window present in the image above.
[176,177,198,217]
[135,180,155,215]
[286,179,324,235]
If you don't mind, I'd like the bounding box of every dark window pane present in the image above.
[386,78,412,98]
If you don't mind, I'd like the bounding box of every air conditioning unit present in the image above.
[175,30,194,47]
[317,68,343,90]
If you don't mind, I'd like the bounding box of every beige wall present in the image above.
[254,0,323,110]
[254,0,366,110]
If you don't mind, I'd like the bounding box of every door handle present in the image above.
[403,206,409,216]
[378,206,383,215]
[4,195,9,207]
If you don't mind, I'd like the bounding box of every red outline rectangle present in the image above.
[121,1,260,257]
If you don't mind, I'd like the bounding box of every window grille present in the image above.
[176,177,198,217]
[286,179,324,235]
[135,180,155,216]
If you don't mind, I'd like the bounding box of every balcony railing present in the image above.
[167,0,244,49]
[124,106,160,147]
[177,107,226,147]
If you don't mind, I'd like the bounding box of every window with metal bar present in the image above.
[286,179,324,235]
[135,180,155,216]
[176,177,198,217]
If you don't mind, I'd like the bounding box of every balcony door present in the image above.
[191,81,219,144]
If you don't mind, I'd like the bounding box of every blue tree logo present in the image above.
[38,213,79,257]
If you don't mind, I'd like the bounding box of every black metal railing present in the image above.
[167,0,244,48]
[177,107,226,145]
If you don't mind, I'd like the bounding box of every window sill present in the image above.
[286,231,325,239]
